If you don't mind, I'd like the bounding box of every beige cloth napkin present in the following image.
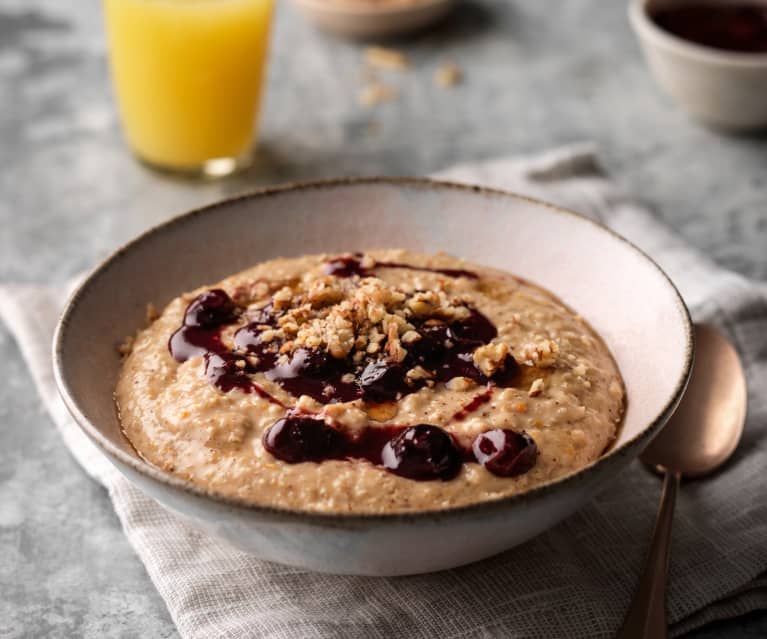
[2,145,766,638]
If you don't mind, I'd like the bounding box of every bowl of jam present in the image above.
[630,0,767,130]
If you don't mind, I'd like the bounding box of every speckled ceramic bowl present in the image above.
[630,0,767,130]
[292,0,456,39]
[53,179,693,576]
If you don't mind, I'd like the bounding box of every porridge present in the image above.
[115,249,625,513]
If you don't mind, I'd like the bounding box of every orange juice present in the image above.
[104,0,274,174]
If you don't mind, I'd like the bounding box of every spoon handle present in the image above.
[616,469,680,639]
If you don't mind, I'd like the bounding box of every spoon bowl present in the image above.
[641,323,747,477]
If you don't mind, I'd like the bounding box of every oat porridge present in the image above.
[115,249,625,513]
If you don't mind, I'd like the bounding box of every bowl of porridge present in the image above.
[53,179,693,575]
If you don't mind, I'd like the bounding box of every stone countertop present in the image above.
[0,1,765,637]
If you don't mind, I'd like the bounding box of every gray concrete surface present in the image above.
[1,0,765,636]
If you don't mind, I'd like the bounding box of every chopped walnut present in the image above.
[401,330,421,345]
[446,377,476,391]
[260,329,280,344]
[472,342,509,377]
[406,291,440,317]
[325,315,355,359]
[434,62,462,88]
[364,46,410,71]
[385,323,408,363]
[528,378,545,397]
[359,83,398,107]
[272,286,294,310]
[405,365,431,383]
[519,338,560,367]
[307,277,345,308]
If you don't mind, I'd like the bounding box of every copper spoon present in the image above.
[617,323,747,639]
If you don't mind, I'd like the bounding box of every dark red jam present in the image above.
[651,4,767,53]
[452,386,494,421]
[262,416,536,480]
[324,253,479,280]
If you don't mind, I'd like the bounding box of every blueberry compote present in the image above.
[472,429,538,477]
[651,4,767,53]
[324,253,479,280]
[168,289,237,362]
[262,416,537,480]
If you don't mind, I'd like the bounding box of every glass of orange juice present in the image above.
[104,0,274,177]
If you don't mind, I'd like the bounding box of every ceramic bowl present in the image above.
[53,179,693,576]
[629,0,767,131]
[292,0,456,39]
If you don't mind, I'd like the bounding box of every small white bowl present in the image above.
[53,179,693,576]
[292,0,456,39]
[629,0,767,131]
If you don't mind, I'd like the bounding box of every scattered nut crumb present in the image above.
[365,46,409,71]
[359,82,398,107]
[519,338,559,367]
[434,62,462,88]
[472,342,508,377]
[528,377,545,397]
[446,377,476,392]
[405,366,431,383]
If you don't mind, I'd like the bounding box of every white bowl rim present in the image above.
[629,0,767,68]
[53,177,694,523]
[293,0,455,18]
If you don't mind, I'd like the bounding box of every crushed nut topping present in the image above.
[364,46,410,71]
[236,264,477,366]
[473,342,509,377]
[528,377,545,397]
[519,338,560,367]
[434,62,462,88]
[359,82,398,107]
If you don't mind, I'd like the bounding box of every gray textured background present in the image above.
[1,0,765,637]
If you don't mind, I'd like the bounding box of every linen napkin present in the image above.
[2,145,766,639]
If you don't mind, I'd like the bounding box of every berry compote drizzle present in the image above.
[167,258,539,481]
